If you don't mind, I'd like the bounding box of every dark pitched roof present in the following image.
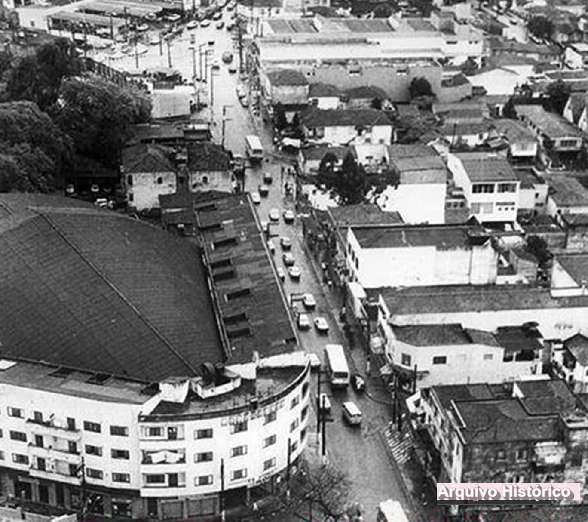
[267,69,309,87]
[0,194,222,382]
[301,108,391,128]
[432,383,496,409]
[392,323,485,346]
[494,325,543,353]
[564,333,588,365]
[555,252,588,286]
[122,143,176,173]
[344,85,388,100]
[309,83,341,97]
[300,145,348,162]
[566,92,588,123]
[351,224,490,249]
[328,204,403,227]
[187,142,231,172]
[546,175,588,207]
[388,144,437,159]
[516,379,577,416]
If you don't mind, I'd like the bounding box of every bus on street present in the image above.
[324,344,350,388]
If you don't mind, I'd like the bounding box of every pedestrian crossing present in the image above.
[384,423,414,465]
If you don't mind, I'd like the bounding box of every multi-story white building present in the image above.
[345,223,498,289]
[446,152,521,223]
[0,193,310,520]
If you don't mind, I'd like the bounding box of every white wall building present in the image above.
[345,224,498,289]
[447,152,520,223]
[565,43,588,69]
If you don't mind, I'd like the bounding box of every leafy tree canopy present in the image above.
[409,77,434,100]
[528,15,553,40]
[318,152,367,205]
[5,38,81,110]
[52,74,151,168]
[544,80,571,115]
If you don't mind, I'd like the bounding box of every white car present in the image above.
[308,353,321,370]
[136,24,149,32]
[236,85,246,98]
[216,20,225,29]
[288,266,301,280]
[200,19,211,27]
[280,236,291,250]
[212,60,220,70]
[269,208,280,222]
[149,35,161,45]
[303,293,316,310]
[282,252,295,266]
[283,209,295,224]
[297,313,311,330]
[319,393,331,412]
[260,221,269,233]
[314,317,329,333]
[276,267,286,282]
[267,239,275,254]
[251,192,261,204]
[187,20,198,29]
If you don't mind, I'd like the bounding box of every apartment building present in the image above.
[0,193,309,520]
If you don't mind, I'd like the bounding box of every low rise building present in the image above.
[412,379,588,498]
[513,168,548,216]
[546,175,588,223]
[0,193,310,520]
[383,323,543,389]
[565,42,588,69]
[262,69,309,112]
[516,104,583,153]
[560,213,588,251]
[553,333,588,392]
[122,144,177,211]
[491,119,539,160]
[300,108,393,146]
[375,145,448,224]
[186,142,233,193]
[343,85,389,110]
[297,145,347,176]
[308,83,341,110]
[563,92,588,132]
[346,223,498,289]
[551,252,588,297]
[446,152,520,223]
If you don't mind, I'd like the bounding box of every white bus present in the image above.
[245,135,263,163]
[324,344,350,388]
[377,500,409,522]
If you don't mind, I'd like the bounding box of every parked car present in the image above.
[319,393,331,413]
[136,23,149,32]
[280,236,292,250]
[200,19,211,27]
[149,35,161,45]
[207,39,215,46]
[239,96,249,108]
[288,266,301,280]
[166,13,181,22]
[222,51,233,63]
[298,313,311,330]
[236,85,246,98]
[269,208,279,221]
[211,60,220,70]
[282,252,295,266]
[267,239,275,254]
[263,172,273,184]
[212,10,223,20]
[308,353,321,370]
[216,20,225,29]
[342,401,362,426]
[187,20,198,29]
[351,374,366,393]
[302,293,316,310]
[261,221,269,233]
[283,209,295,224]
[277,267,286,282]
[228,66,237,74]
[258,185,269,197]
[251,192,261,204]
[314,317,329,333]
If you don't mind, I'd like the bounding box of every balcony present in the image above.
[26,419,80,441]
[29,466,82,486]
[28,444,82,466]
[141,450,186,465]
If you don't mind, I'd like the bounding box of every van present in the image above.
[377,500,409,522]
[245,135,263,163]
[342,401,361,426]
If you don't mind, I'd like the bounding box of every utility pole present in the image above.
[159,32,163,56]
[220,458,225,520]
[222,105,232,148]
[134,37,139,69]
[198,43,206,81]
[166,37,172,68]
[316,370,321,436]
[321,394,327,456]
[190,45,196,81]
[237,19,244,74]
[286,437,292,484]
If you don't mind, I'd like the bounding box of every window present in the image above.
[110,426,129,437]
[12,454,28,465]
[85,445,103,457]
[300,428,307,443]
[195,428,213,439]
[69,464,79,477]
[484,353,494,361]
[112,500,132,518]
[496,450,506,460]
[147,427,162,437]
[68,441,78,454]
[290,419,299,433]
[302,382,309,398]
[7,407,23,418]
[290,396,300,409]
[196,475,213,486]
[559,139,579,148]
[264,411,277,424]
[472,183,495,193]
[401,353,412,367]
[145,474,166,484]
[67,418,76,431]
[232,421,248,434]
[33,411,43,423]
[516,449,528,461]
[264,435,276,448]
[35,435,43,448]
[9,431,27,442]
[83,421,101,433]
[202,176,209,184]
[263,458,276,471]
[231,445,247,457]
[470,202,481,214]
[503,352,514,362]
[231,468,247,481]
[111,449,130,460]
[86,468,103,480]
[112,473,130,483]
[290,441,298,452]
[156,176,163,185]
[498,183,517,193]
[128,193,134,203]
[301,406,309,422]
[37,457,46,472]
[127,175,133,186]
[432,356,447,365]
[195,452,213,463]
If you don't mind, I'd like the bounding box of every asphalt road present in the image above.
[97,16,415,520]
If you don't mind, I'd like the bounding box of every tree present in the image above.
[373,3,393,17]
[318,152,366,205]
[460,57,478,76]
[544,80,571,115]
[528,15,554,40]
[370,97,383,110]
[5,38,81,110]
[409,77,433,100]
[526,235,552,268]
[52,74,151,168]
[0,101,73,191]
[274,103,288,132]
[503,97,517,119]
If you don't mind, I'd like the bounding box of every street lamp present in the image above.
[221,105,232,148]
[209,66,220,116]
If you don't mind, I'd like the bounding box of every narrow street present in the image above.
[97,16,418,519]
